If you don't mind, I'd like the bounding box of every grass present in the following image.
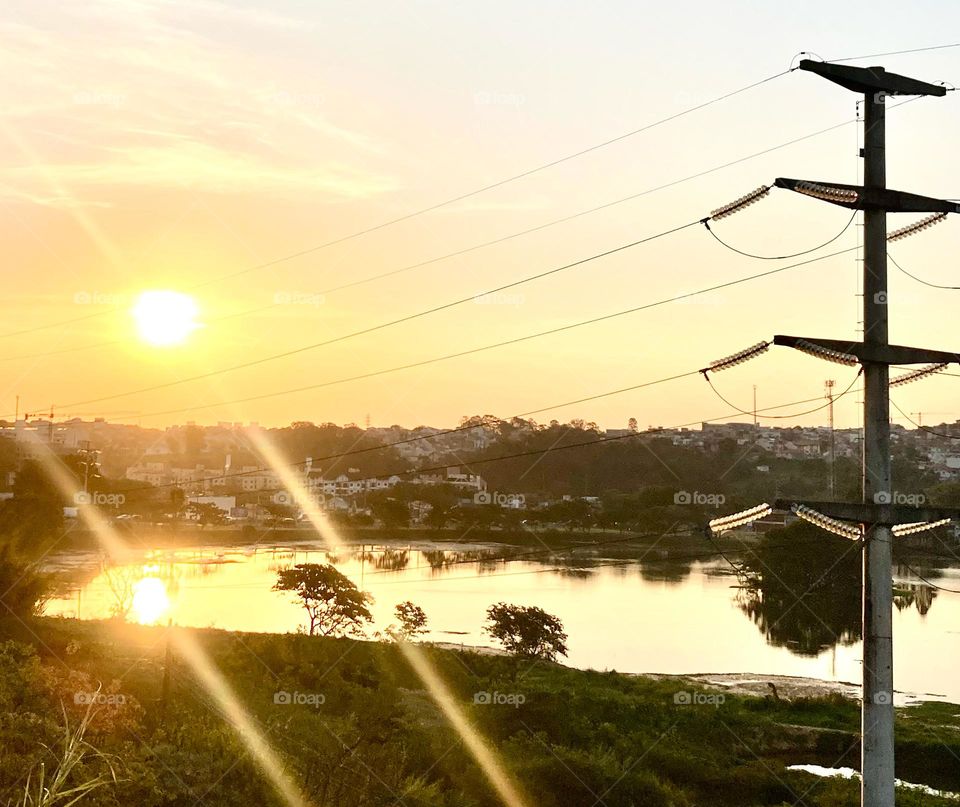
[0,616,957,806]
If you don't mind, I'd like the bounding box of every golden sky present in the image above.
[1,0,959,430]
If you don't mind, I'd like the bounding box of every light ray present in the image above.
[0,122,126,273]
[171,629,309,807]
[244,427,345,553]
[395,640,529,807]
[30,441,132,563]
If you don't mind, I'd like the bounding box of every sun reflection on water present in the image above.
[131,575,170,624]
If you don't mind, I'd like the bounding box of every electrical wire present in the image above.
[899,562,960,594]
[890,398,960,440]
[702,368,863,420]
[57,220,703,409]
[0,77,935,348]
[199,70,793,288]
[889,253,960,290]
[0,68,793,345]
[210,119,856,321]
[62,245,860,417]
[830,43,960,63]
[113,383,857,499]
[111,369,702,495]
[0,114,860,363]
[703,209,859,260]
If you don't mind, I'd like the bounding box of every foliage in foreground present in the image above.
[0,620,957,807]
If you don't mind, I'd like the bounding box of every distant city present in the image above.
[4,415,959,527]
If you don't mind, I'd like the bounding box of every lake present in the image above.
[43,535,960,702]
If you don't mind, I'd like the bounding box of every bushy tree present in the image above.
[274,563,373,637]
[484,603,568,661]
[393,601,428,640]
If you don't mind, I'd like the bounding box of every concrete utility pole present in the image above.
[860,83,894,807]
[770,61,960,807]
[825,380,835,497]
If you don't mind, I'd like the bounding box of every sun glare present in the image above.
[132,290,200,347]
[131,576,170,624]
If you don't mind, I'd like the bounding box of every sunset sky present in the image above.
[2,0,959,430]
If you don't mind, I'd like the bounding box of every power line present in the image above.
[199,70,793,288]
[115,368,701,495]
[703,368,863,419]
[830,42,960,63]
[115,383,858,499]
[0,74,938,351]
[63,245,861,418]
[889,398,960,440]
[889,252,960,290]
[703,209,859,260]
[210,118,856,321]
[58,220,703,409]
[0,68,793,344]
[899,561,960,594]
[0,114,860,364]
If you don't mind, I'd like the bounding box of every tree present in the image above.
[484,603,568,661]
[0,474,64,618]
[370,496,409,529]
[393,601,428,640]
[273,563,373,637]
[184,501,226,527]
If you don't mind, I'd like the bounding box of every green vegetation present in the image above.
[273,563,373,637]
[483,603,568,661]
[393,601,428,640]
[0,618,957,807]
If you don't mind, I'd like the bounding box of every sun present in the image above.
[131,576,170,624]
[132,290,200,347]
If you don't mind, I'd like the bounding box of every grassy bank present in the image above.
[0,617,957,807]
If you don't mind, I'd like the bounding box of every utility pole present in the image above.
[771,61,959,807]
[752,385,758,428]
[708,60,960,807]
[825,380,836,497]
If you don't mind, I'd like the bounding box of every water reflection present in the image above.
[735,525,863,656]
[894,584,936,615]
[40,533,960,700]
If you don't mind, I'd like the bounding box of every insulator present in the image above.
[709,503,773,534]
[794,182,859,204]
[892,518,952,537]
[794,339,859,367]
[888,213,948,242]
[705,341,770,373]
[792,504,862,541]
[889,363,949,388]
[710,186,772,221]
